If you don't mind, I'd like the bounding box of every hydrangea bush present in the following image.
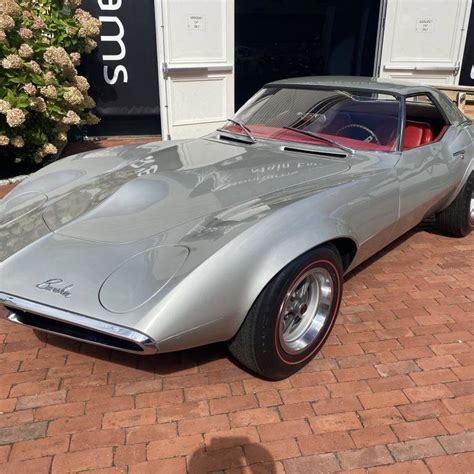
[0,0,100,165]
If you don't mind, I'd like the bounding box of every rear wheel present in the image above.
[228,245,343,380]
[436,174,474,237]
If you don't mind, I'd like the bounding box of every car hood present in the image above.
[7,137,350,244]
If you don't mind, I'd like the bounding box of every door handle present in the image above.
[453,150,465,159]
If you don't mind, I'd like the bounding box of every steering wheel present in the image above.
[336,124,380,144]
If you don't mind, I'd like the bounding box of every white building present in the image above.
[82,0,474,139]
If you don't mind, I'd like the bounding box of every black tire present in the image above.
[228,245,343,380]
[436,173,474,237]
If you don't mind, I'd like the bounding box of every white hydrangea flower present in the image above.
[0,0,22,16]
[6,108,26,127]
[62,110,80,125]
[19,27,33,39]
[11,136,24,148]
[2,53,23,69]
[23,83,37,96]
[18,43,34,59]
[0,14,15,30]
[25,60,41,74]
[64,86,84,106]
[70,52,81,66]
[30,97,47,113]
[42,143,57,155]
[40,85,58,99]
[0,99,11,113]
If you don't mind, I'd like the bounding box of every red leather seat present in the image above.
[403,121,433,150]
[421,126,433,144]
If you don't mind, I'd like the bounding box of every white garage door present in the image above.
[378,0,472,85]
[155,0,234,140]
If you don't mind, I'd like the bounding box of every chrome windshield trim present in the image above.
[0,292,158,354]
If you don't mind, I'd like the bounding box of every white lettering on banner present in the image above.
[100,17,126,61]
[98,0,122,10]
[471,65,474,80]
[98,0,128,85]
[104,65,128,84]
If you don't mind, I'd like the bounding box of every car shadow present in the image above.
[33,329,248,377]
[31,218,455,378]
[343,217,447,282]
[343,229,416,282]
[187,437,279,473]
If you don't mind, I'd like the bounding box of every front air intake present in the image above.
[8,310,147,353]
[0,292,158,355]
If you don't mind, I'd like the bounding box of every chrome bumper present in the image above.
[0,293,158,354]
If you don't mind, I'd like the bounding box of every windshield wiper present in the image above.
[283,127,354,155]
[218,119,257,143]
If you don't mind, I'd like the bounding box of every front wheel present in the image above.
[228,245,343,380]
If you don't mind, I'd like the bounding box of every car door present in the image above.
[395,94,472,234]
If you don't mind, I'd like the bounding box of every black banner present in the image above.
[80,0,160,117]
[460,2,474,86]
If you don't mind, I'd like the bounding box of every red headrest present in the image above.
[403,121,433,150]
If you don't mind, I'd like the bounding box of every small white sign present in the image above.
[187,14,206,31]
[416,18,435,33]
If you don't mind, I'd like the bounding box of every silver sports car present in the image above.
[1,77,473,379]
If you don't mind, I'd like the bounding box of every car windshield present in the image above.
[222,87,402,152]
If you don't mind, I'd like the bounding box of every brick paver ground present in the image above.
[0,140,473,473]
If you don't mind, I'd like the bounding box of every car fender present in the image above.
[439,155,474,210]
[152,196,357,352]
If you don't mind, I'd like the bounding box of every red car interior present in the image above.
[223,103,448,152]
[224,124,396,151]
[402,121,434,150]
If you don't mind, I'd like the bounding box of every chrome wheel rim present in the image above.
[470,187,474,225]
[278,267,334,355]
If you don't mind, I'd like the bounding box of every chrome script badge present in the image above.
[36,279,73,298]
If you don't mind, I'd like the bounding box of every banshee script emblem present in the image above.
[36,279,73,298]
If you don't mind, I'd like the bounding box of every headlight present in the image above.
[99,245,189,313]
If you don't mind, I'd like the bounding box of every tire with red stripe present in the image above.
[228,244,343,380]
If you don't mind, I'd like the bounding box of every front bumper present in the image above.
[0,293,158,354]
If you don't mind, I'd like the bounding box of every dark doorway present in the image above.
[235,0,381,109]
[460,0,474,86]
